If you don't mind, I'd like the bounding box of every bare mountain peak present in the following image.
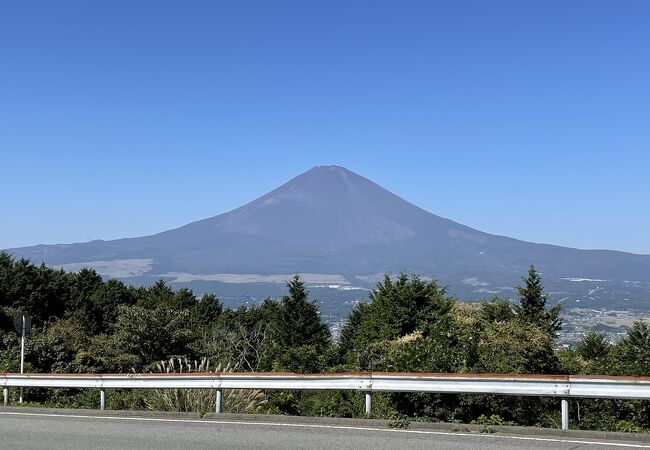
[308,164,349,172]
[264,165,405,207]
[207,165,428,247]
[281,165,369,188]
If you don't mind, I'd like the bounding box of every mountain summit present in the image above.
[6,166,650,307]
[172,165,464,249]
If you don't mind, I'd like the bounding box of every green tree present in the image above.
[577,331,611,360]
[0,255,70,326]
[340,273,453,355]
[88,279,137,333]
[101,304,194,369]
[28,319,95,373]
[609,321,650,376]
[66,268,104,332]
[477,320,559,374]
[0,328,20,371]
[515,265,561,335]
[479,297,516,324]
[137,280,175,309]
[338,302,369,357]
[172,288,198,310]
[278,275,330,350]
[190,293,223,330]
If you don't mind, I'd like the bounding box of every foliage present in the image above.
[27,319,96,373]
[577,331,611,360]
[0,253,69,326]
[273,344,326,373]
[0,329,20,371]
[515,265,562,335]
[191,293,223,330]
[387,412,411,428]
[340,273,453,358]
[479,297,515,323]
[278,275,330,351]
[605,321,650,376]
[471,414,512,426]
[477,319,559,374]
[2,253,650,433]
[108,304,194,370]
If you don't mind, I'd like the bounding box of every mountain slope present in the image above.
[5,165,650,307]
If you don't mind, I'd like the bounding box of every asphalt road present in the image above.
[1,410,649,450]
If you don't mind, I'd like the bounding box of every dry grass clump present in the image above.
[146,357,268,416]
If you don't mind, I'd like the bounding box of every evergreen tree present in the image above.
[577,330,611,360]
[338,302,369,357]
[615,321,650,376]
[624,321,650,350]
[89,279,137,334]
[191,293,223,330]
[340,273,453,355]
[479,297,516,324]
[138,280,175,309]
[66,268,104,332]
[515,265,561,335]
[278,275,330,350]
[172,288,198,310]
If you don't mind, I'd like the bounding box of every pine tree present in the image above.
[515,265,561,335]
[615,321,650,376]
[279,275,330,350]
[339,273,453,353]
[577,330,610,360]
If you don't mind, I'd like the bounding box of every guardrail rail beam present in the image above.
[3,372,650,431]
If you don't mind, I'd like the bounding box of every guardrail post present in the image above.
[3,387,8,406]
[100,389,106,411]
[365,392,372,415]
[561,398,569,430]
[215,389,222,414]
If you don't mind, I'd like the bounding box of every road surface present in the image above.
[1,410,649,449]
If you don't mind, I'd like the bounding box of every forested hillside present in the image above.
[1,252,649,432]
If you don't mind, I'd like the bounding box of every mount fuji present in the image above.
[6,166,650,309]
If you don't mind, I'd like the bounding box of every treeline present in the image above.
[1,252,649,432]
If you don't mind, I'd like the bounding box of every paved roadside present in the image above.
[0,407,649,449]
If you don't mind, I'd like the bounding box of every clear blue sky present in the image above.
[1,1,649,254]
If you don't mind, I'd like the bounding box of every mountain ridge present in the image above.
[5,165,650,309]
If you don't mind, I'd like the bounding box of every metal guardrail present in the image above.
[3,372,650,430]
